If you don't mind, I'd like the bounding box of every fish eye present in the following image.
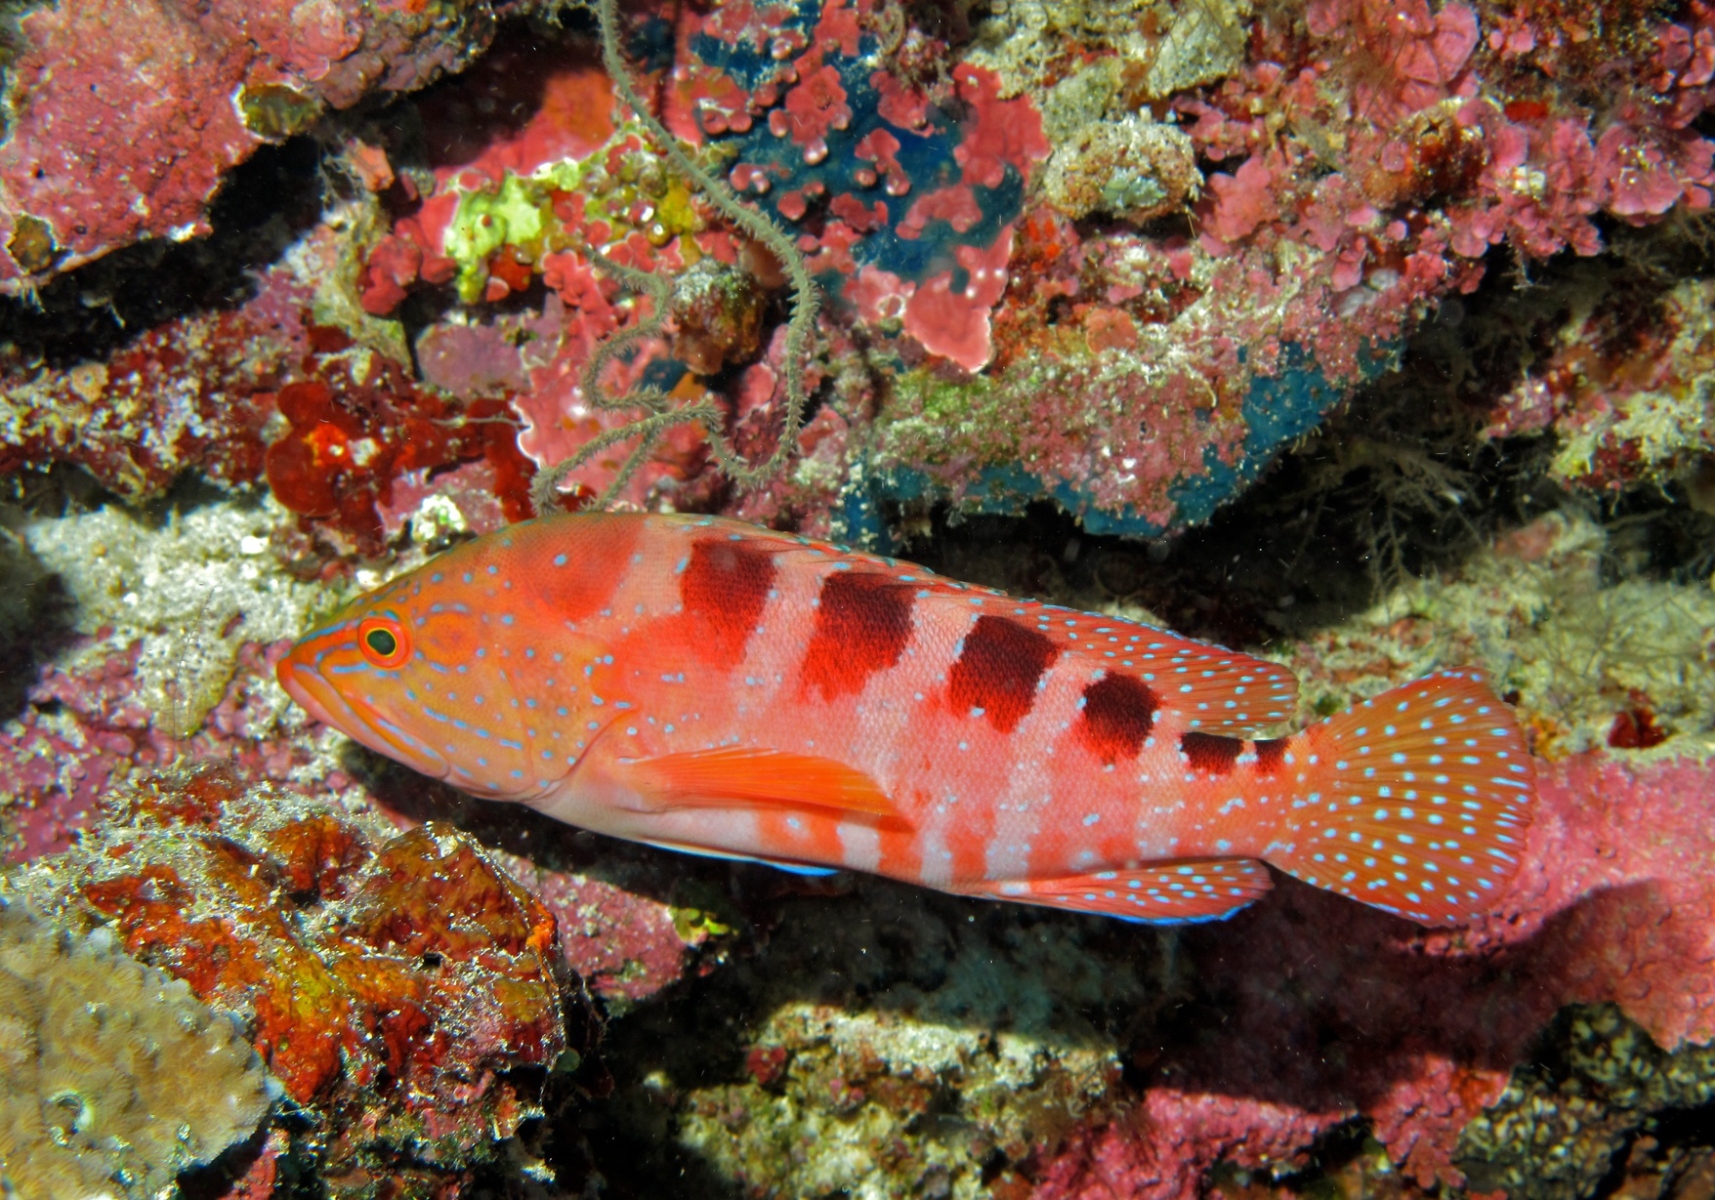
[357,615,411,668]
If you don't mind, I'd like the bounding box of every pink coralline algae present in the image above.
[1032,751,1715,1200]
[498,852,714,1005]
[0,639,333,864]
[334,0,1715,539]
[1306,0,1480,125]
[0,0,503,288]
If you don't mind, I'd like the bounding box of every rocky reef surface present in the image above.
[3,0,1715,1197]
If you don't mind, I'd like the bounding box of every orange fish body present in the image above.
[280,513,1533,926]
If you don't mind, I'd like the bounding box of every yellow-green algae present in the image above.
[440,119,706,305]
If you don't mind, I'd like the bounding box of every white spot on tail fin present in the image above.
[1267,671,1534,926]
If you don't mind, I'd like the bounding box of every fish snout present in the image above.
[276,650,450,781]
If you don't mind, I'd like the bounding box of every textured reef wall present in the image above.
[3,0,1715,1198]
[0,0,509,290]
[8,0,1715,547]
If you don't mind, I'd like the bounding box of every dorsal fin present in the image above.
[1127,635,1299,737]
[954,600,1300,738]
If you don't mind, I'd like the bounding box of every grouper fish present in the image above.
[279,512,1533,925]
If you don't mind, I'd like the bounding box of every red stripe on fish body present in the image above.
[280,513,1534,927]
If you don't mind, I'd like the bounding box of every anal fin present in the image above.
[974,858,1272,924]
[620,746,905,825]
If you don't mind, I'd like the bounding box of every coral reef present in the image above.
[0,232,537,556]
[5,766,597,1197]
[0,895,272,1200]
[0,0,505,289]
[370,777,740,1009]
[0,257,313,502]
[5,0,1715,1196]
[1458,1004,1715,1200]
[315,0,1715,542]
[15,0,1715,549]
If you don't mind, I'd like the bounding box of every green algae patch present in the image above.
[670,905,733,942]
[439,118,714,305]
[446,173,554,303]
[874,369,1020,468]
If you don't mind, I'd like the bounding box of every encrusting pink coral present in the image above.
[1033,750,1715,1199]
[0,0,500,289]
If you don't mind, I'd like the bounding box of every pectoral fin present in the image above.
[620,746,904,824]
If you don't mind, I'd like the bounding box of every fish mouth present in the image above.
[277,655,450,781]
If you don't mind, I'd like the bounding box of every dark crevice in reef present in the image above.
[0,515,70,721]
[0,136,326,371]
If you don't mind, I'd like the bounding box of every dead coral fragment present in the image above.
[0,896,272,1200]
[1041,114,1201,222]
[7,767,588,1196]
[1143,0,1252,98]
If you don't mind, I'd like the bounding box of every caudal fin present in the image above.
[1267,671,1534,926]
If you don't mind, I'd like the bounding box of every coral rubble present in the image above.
[5,767,598,1196]
[0,895,272,1200]
[1459,1004,1715,1200]
[602,879,1153,1200]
